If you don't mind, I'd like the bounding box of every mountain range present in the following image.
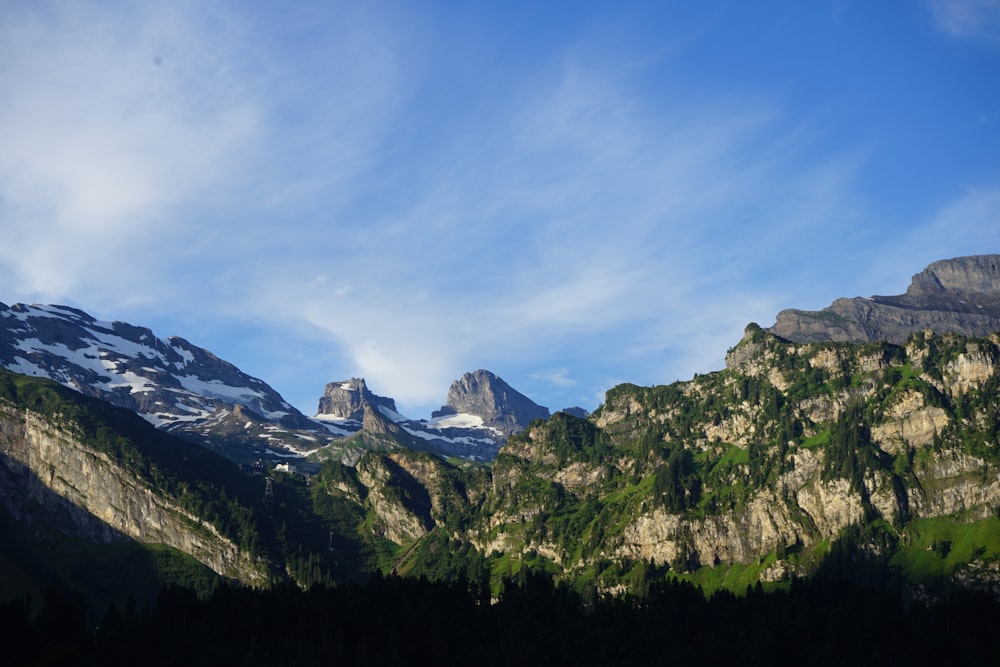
[0,302,553,464]
[6,254,996,468]
[3,254,1000,622]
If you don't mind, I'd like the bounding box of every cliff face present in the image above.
[317,379,397,421]
[0,403,266,585]
[353,327,1000,591]
[769,255,1000,344]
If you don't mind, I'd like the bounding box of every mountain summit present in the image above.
[433,369,550,435]
[768,255,1000,343]
[316,378,398,421]
[312,370,549,462]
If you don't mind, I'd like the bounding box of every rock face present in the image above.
[0,403,265,584]
[316,379,397,421]
[313,370,550,462]
[433,369,550,435]
[769,255,1000,344]
[427,326,1000,590]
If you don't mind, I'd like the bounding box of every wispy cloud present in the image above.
[0,2,265,299]
[531,368,577,388]
[0,1,401,307]
[900,185,1000,265]
[3,2,996,416]
[247,54,876,412]
[927,0,1000,43]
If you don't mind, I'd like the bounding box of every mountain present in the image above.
[5,254,1000,611]
[433,369,551,435]
[0,303,552,465]
[0,302,353,461]
[317,378,398,421]
[313,370,549,462]
[0,367,386,605]
[769,255,1000,343]
[8,323,1000,606]
[385,326,1000,599]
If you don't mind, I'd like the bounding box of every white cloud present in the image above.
[928,0,1000,42]
[11,2,987,418]
[531,368,577,388]
[0,1,401,308]
[239,55,872,414]
[0,1,264,301]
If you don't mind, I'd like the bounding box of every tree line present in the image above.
[4,572,999,666]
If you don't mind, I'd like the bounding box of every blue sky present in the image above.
[2,1,999,418]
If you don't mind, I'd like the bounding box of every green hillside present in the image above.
[3,327,1000,611]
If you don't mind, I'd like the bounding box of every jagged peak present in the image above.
[316,377,397,421]
[909,254,1000,295]
[434,369,549,436]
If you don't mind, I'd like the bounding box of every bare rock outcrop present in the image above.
[769,255,1000,344]
[0,404,266,584]
[433,370,550,436]
[317,378,397,421]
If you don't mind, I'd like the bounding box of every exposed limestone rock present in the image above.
[911,450,1000,519]
[871,389,951,451]
[553,462,608,498]
[385,451,483,528]
[362,405,403,436]
[942,345,997,395]
[355,455,432,545]
[0,404,265,584]
[724,325,779,375]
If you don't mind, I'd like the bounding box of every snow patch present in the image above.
[426,413,485,429]
[377,405,409,423]
[266,448,307,459]
[176,374,265,403]
[401,424,496,447]
[171,344,195,366]
[309,417,358,438]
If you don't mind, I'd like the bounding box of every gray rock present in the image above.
[434,369,550,436]
[768,255,1000,343]
[317,378,397,421]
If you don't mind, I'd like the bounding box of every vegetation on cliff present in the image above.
[393,327,1000,598]
[4,327,1000,612]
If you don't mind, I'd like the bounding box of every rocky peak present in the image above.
[316,378,397,422]
[905,255,1000,301]
[768,255,1000,344]
[432,369,549,436]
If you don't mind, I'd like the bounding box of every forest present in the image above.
[4,569,999,666]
